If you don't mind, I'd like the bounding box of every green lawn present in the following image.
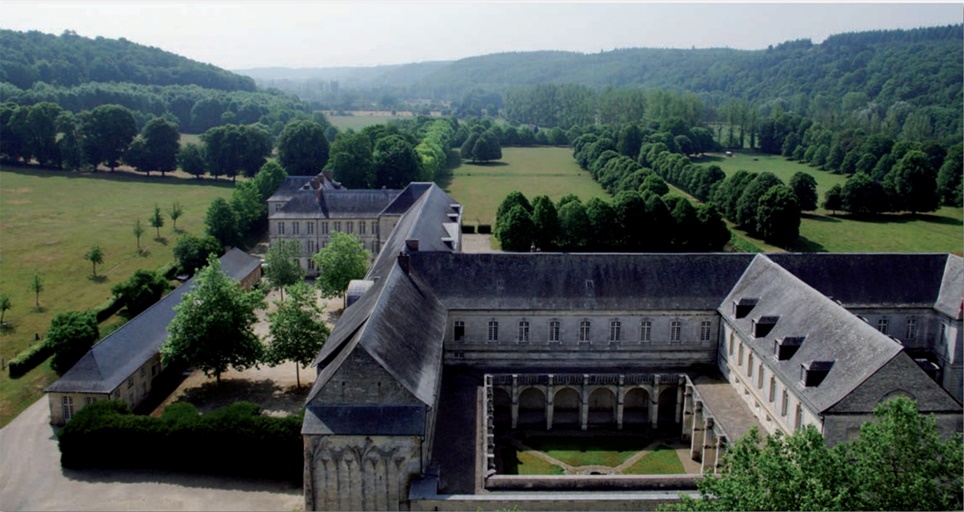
[693,151,963,253]
[0,166,233,427]
[523,435,651,467]
[515,450,565,476]
[440,146,610,226]
[328,113,404,131]
[622,445,686,475]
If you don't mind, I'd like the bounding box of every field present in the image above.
[327,112,411,131]
[440,147,610,226]
[693,151,964,253]
[0,166,233,427]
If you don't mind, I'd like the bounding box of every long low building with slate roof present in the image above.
[44,249,261,426]
[301,185,963,511]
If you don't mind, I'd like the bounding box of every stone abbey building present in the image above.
[294,182,963,511]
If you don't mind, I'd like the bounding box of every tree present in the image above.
[496,204,535,252]
[132,219,145,252]
[0,294,10,325]
[277,120,329,175]
[263,239,305,300]
[28,272,44,308]
[178,142,206,178]
[495,191,533,238]
[823,184,843,215]
[265,281,330,387]
[373,135,420,189]
[735,172,783,229]
[162,255,264,384]
[110,269,170,318]
[936,143,963,207]
[557,200,591,251]
[788,172,818,211]
[312,232,371,300]
[205,197,241,248]
[149,204,165,239]
[756,185,801,246]
[80,104,137,172]
[889,150,939,214]
[168,201,184,232]
[140,117,180,176]
[84,245,104,277]
[254,160,288,202]
[46,311,99,375]
[329,132,374,188]
[530,195,559,251]
[173,233,223,276]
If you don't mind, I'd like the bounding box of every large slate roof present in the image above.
[45,249,261,395]
[936,255,964,319]
[272,189,402,219]
[303,404,426,435]
[409,252,756,311]
[722,255,904,413]
[381,182,434,215]
[267,176,312,203]
[767,253,951,309]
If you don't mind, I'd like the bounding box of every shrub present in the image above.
[58,400,303,482]
[477,224,492,234]
[461,224,476,234]
[8,341,54,378]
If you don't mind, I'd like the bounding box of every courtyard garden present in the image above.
[497,432,690,476]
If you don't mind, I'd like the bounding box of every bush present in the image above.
[477,224,492,234]
[58,400,303,482]
[461,224,476,234]
[93,296,123,323]
[8,341,54,378]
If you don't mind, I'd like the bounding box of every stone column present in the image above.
[701,418,717,475]
[616,375,625,431]
[714,435,727,475]
[546,375,554,431]
[511,375,519,429]
[650,377,661,430]
[690,401,705,461]
[580,375,590,431]
[681,386,694,441]
[676,375,686,424]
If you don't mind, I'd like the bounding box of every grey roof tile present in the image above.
[302,404,426,435]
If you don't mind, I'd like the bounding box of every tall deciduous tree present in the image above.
[81,104,137,172]
[173,233,223,276]
[277,120,330,175]
[263,239,305,300]
[756,185,801,246]
[823,184,844,215]
[530,195,559,251]
[889,150,939,214]
[373,135,420,189]
[265,281,329,387]
[46,311,99,375]
[312,232,371,300]
[162,255,264,384]
[788,172,818,211]
[177,142,206,178]
[140,117,180,176]
[205,197,241,248]
[936,143,963,207]
[330,132,374,188]
[496,204,535,252]
[84,245,104,277]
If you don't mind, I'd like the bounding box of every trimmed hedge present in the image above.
[93,296,123,323]
[58,400,303,482]
[477,224,492,234]
[8,340,54,378]
[461,224,476,234]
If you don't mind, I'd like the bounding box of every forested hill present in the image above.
[0,29,256,91]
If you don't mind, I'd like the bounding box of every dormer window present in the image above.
[734,298,758,319]
[800,361,833,387]
[585,279,595,297]
[753,316,779,338]
[773,336,805,360]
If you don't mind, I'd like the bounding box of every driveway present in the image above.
[0,398,302,511]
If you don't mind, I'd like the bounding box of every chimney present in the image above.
[397,251,410,273]
[310,177,321,190]
[323,169,334,182]
[405,239,419,252]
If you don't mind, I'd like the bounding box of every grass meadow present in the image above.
[328,112,408,131]
[439,147,610,226]
[0,166,233,427]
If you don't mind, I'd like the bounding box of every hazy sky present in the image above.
[4,2,962,70]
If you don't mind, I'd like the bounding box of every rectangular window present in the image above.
[346,221,353,234]
[151,363,158,377]
[549,320,560,342]
[307,222,314,235]
[454,321,465,342]
[487,320,499,342]
[274,204,282,212]
[321,222,329,234]
[757,365,764,388]
[278,222,285,235]
[128,377,134,389]
[85,396,96,405]
[359,222,366,235]
[670,321,682,343]
[794,404,803,430]
[738,342,744,366]
[906,318,917,339]
[877,317,889,334]
[333,221,341,232]
[308,258,315,270]
[728,332,734,355]
[700,321,712,342]
[769,377,776,402]
[308,240,315,254]
[609,320,621,342]
[781,390,788,416]
[747,353,754,377]
[640,321,652,342]
[140,366,146,377]
[372,221,378,235]
[579,320,591,342]
[293,222,300,235]
[518,320,529,342]
[62,396,74,421]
